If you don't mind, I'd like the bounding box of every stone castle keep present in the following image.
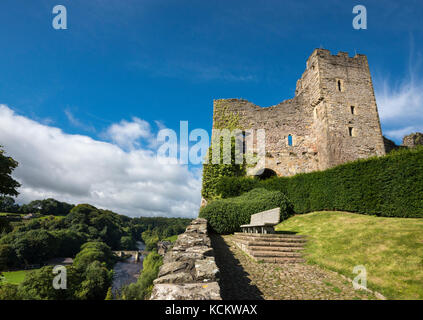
[212,48,386,177]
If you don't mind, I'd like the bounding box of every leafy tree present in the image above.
[0,146,20,197]
[0,283,21,300]
[74,261,112,300]
[0,244,18,270]
[0,218,12,235]
[51,230,87,257]
[20,198,73,215]
[18,266,81,300]
[73,241,115,270]
[0,196,19,213]
[12,229,58,265]
[120,236,136,250]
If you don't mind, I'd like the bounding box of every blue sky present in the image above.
[1,0,422,217]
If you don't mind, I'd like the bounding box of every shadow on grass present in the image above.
[274,230,299,235]
[210,234,264,300]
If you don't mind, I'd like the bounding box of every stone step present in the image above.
[234,232,306,239]
[256,257,306,264]
[248,245,304,252]
[251,251,303,258]
[233,235,307,244]
[234,239,306,248]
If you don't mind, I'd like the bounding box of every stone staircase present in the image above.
[232,232,307,263]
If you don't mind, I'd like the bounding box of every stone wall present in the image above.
[402,132,423,148]
[150,218,221,300]
[210,48,386,177]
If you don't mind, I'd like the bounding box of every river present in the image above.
[111,241,146,295]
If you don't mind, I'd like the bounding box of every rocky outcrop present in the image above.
[150,218,221,300]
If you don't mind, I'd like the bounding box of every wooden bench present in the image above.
[240,207,280,234]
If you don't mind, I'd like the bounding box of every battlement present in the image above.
[307,48,368,65]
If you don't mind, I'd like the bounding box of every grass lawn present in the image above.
[275,211,423,300]
[0,212,22,216]
[0,270,30,285]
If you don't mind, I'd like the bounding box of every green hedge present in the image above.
[199,188,293,234]
[214,147,423,218]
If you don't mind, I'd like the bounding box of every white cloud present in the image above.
[105,117,152,150]
[0,105,201,218]
[65,109,96,133]
[375,63,423,143]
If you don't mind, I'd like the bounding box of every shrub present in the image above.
[214,147,423,218]
[73,241,115,270]
[199,188,293,234]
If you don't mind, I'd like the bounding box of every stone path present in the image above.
[211,234,376,300]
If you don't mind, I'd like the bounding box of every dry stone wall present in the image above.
[150,218,221,300]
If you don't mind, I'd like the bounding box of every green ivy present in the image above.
[201,100,247,200]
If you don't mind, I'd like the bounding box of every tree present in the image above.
[0,196,19,213]
[105,287,113,300]
[0,244,18,270]
[18,266,80,300]
[0,146,20,197]
[74,261,112,300]
[0,218,12,235]
[12,229,58,265]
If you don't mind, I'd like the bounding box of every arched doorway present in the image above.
[254,168,277,180]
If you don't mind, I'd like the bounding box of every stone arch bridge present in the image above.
[113,250,148,262]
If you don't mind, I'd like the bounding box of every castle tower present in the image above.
[210,48,386,177]
[308,49,386,169]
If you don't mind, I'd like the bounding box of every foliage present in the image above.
[0,283,20,300]
[130,217,191,250]
[12,229,58,265]
[0,146,20,197]
[121,251,163,300]
[214,147,423,218]
[20,198,74,216]
[17,266,76,300]
[201,100,247,200]
[120,235,136,250]
[74,260,113,300]
[73,241,115,270]
[0,217,12,235]
[63,204,125,249]
[163,234,178,242]
[276,211,423,299]
[3,241,115,300]
[0,196,20,213]
[199,188,293,234]
[105,287,113,300]
[0,245,18,270]
[142,230,160,251]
